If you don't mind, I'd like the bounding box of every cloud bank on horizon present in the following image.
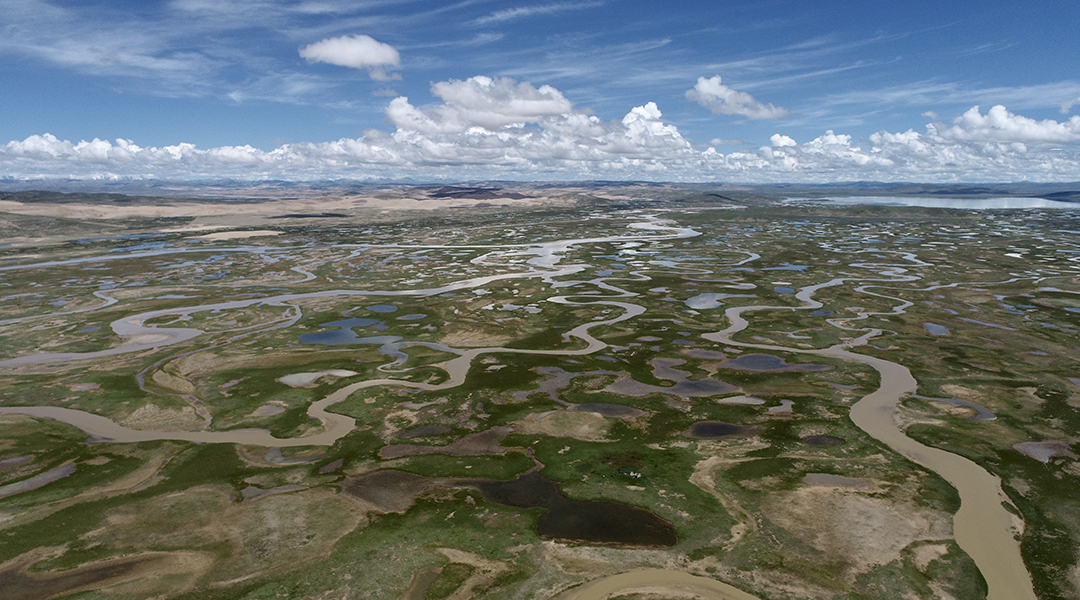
[1,0,1079,183]
[6,79,1077,183]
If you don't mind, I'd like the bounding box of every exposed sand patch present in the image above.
[252,404,287,416]
[517,411,610,442]
[277,369,358,387]
[68,383,100,392]
[912,543,949,571]
[196,230,283,241]
[716,395,766,405]
[121,403,203,431]
[122,333,172,344]
[763,486,950,575]
[89,485,360,584]
[927,400,978,419]
[151,370,197,395]
[438,329,515,347]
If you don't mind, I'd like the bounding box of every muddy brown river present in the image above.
[0,218,1036,599]
[551,569,761,600]
[703,286,1037,600]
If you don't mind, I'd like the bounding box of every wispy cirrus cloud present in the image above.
[0,0,421,103]
[813,80,1080,114]
[0,0,213,89]
[474,2,603,25]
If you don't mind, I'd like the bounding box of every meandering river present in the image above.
[0,215,1036,599]
[702,266,1036,600]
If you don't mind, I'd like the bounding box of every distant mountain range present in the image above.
[0,180,1077,203]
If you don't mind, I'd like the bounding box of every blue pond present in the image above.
[684,292,756,310]
[763,264,809,272]
[913,394,996,421]
[299,318,385,344]
[923,323,950,335]
[367,304,398,313]
[397,314,426,320]
[774,287,795,294]
[300,326,458,369]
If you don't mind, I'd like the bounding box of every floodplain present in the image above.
[0,184,1077,600]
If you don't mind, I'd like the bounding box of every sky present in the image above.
[1,0,1079,183]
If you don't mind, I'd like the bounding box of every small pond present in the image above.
[684,421,757,439]
[367,304,398,313]
[718,354,832,372]
[298,317,385,345]
[472,472,677,548]
[923,323,950,335]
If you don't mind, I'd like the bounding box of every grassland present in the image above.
[0,186,1077,599]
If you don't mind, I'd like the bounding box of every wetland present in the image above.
[0,184,1078,600]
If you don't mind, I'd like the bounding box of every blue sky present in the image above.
[2,0,1079,182]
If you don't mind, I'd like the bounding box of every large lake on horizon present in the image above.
[784,196,1079,209]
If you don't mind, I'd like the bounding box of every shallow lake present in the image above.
[472,472,677,548]
[785,196,1080,209]
[923,323,950,335]
[685,421,756,439]
[367,304,398,313]
[718,353,831,372]
[298,317,383,344]
[684,293,756,309]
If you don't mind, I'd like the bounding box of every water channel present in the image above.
[0,214,1037,599]
[701,266,1037,600]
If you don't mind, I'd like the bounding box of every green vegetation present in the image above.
[0,191,1076,599]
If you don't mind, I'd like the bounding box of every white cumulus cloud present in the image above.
[3,83,1080,184]
[386,76,574,134]
[770,134,797,147]
[687,75,790,120]
[932,105,1080,143]
[299,34,401,80]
